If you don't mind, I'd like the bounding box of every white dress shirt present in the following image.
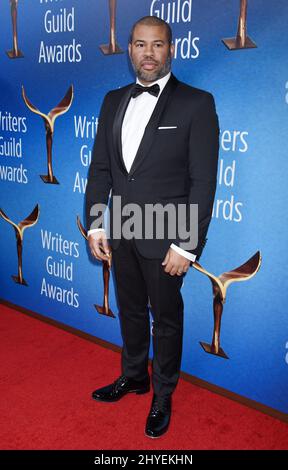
[88,72,196,263]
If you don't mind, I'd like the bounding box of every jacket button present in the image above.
[128,177,135,182]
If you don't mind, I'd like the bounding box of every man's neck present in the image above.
[137,71,171,87]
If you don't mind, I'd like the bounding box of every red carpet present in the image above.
[0,304,287,450]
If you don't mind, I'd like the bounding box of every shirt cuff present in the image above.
[87,228,106,237]
[170,243,196,263]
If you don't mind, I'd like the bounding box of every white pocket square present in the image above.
[158,126,178,129]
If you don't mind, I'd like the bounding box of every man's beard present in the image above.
[131,53,172,83]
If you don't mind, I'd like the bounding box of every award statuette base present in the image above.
[99,43,123,55]
[40,175,60,185]
[6,49,24,59]
[200,341,229,359]
[76,216,116,319]
[11,274,28,286]
[95,305,116,318]
[222,36,257,50]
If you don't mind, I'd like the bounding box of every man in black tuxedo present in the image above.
[85,15,219,438]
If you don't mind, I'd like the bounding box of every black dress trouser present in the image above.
[111,236,184,396]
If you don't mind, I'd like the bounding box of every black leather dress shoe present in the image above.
[145,393,172,438]
[91,375,150,402]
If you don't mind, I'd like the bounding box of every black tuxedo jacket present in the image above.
[85,73,219,260]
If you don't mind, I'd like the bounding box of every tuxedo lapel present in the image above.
[112,85,134,175]
[129,74,178,177]
[112,74,179,176]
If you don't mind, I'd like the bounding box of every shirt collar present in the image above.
[136,72,171,96]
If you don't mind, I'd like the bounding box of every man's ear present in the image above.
[170,43,175,58]
[128,43,132,57]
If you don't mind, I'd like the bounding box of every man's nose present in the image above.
[143,44,154,56]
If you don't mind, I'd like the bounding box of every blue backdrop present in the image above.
[0,0,287,415]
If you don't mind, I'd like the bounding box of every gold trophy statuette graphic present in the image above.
[193,251,261,359]
[77,216,116,318]
[100,0,123,55]
[22,85,74,185]
[6,0,24,59]
[0,204,40,286]
[222,0,257,50]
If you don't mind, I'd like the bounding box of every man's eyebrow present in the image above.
[134,39,165,44]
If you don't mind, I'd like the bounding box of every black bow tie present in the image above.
[131,83,160,99]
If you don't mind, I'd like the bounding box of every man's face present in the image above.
[129,24,174,85]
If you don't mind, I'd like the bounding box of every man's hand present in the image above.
[88,231,111,265]
[162,248,191,276]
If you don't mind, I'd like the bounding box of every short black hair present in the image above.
[129,16,172,45]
